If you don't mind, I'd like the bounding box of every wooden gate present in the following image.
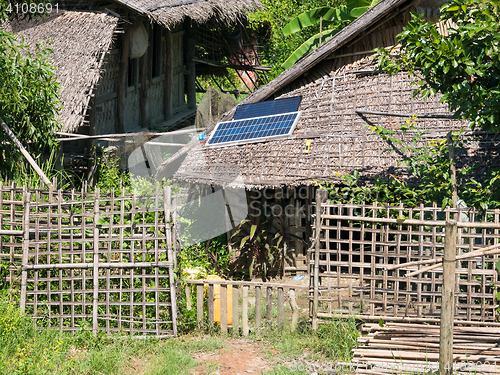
[0,184,178,337]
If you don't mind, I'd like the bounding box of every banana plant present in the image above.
[281,0,381,69]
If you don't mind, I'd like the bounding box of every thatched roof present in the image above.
[8,11,119,133]
[172,0,500,189]
[174,56,472,188]
[113,0,263,28]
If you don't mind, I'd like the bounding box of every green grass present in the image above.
[0,292,360,374]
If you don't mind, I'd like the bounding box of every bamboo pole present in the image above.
[197,284,203,329]
[313,189,328,330]
[185,285,192,311]
[289,288,299,331]
[447,132,458,210]
[242,285,249,336]
[92,188,100,334]
[20,192,31,312]
[1,118,52,187]
[232,285,239,334]
[440,220,457,375]
[221,284,228,334]
[255,285,261,332]
[405,241,500,278]
[277,287,284,327]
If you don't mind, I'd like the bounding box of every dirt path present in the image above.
[192,338,277,375]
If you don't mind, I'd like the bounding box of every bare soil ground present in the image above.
[192,338,277,375]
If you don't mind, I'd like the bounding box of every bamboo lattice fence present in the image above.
[0,182,177,337]
[311,201,500,324]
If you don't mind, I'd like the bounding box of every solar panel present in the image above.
[233,96,302,120]
[207,111,301,147]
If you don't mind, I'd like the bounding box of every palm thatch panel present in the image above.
[113,0,263,29]
[9,11,119,132]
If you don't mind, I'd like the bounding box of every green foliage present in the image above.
[261,316,359,362]
[323,119,500,210]
[280,0,380,69]
[247,0,345,79]
[0,9,61,179]
[95,154,130,192]
[9,148,81,191]
[231,195,303,281]
[179,235,232,276]
[377,0,500,132]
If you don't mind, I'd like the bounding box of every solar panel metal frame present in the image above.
[206,111,302,148]
[233,96,303,120]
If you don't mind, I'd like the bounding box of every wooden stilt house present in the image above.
[172,0,500,274]
[6,0,261,169]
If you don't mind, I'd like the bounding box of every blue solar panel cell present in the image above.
[233,96,302,120]
[206,111,301,147]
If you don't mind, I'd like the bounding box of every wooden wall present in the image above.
[92,20,195,136]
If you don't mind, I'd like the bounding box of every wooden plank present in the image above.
[197,284,203,329]
[164,29,173,120]
[232,285,239,334]
[440,220,457,375]
[255,285,261,331]
[185,285,192,311]
[139,50,148,128]
[208,284,214,329]
[289,288,299,331]
[184,279,308,289]
[313,189,328,330]
[242,285,249,336]
[116,22,130,133]
[266,287,272,325]
[221,284,227,334]
[277,287,284,326]
[185,19,196,109]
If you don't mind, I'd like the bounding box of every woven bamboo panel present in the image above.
[0,184,179,337]
[0,182,26,287]
[314,202,500,323]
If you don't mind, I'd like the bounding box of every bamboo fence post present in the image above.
[221,284,228,334]
[164,186,178,336]
[289,289,299,331]
[313,189,328,330]
[440,220,457,375]
[277,287,284,327]
[185,285,192,311]
[232,285,239,334]
[447,132,457,210]
[208,284,214,329]
[266,286,272,325]
[197,284,203,329]
[255,285,261,331]
[20,192,31,312]
[92,188,100,334]
[242,285,249,336]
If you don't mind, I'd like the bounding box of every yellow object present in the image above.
[205,275,232,325]
[304,139,311,153]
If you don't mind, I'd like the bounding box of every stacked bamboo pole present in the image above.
[352,323,500,374]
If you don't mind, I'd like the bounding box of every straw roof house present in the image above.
[170,0,500,274]
[6,0,261,169]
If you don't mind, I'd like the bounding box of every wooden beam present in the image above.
[185,19,196,110]
[117,22,130,134]
[440,220,457,375]
[164,29,173,120]
[139,48,148,129]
